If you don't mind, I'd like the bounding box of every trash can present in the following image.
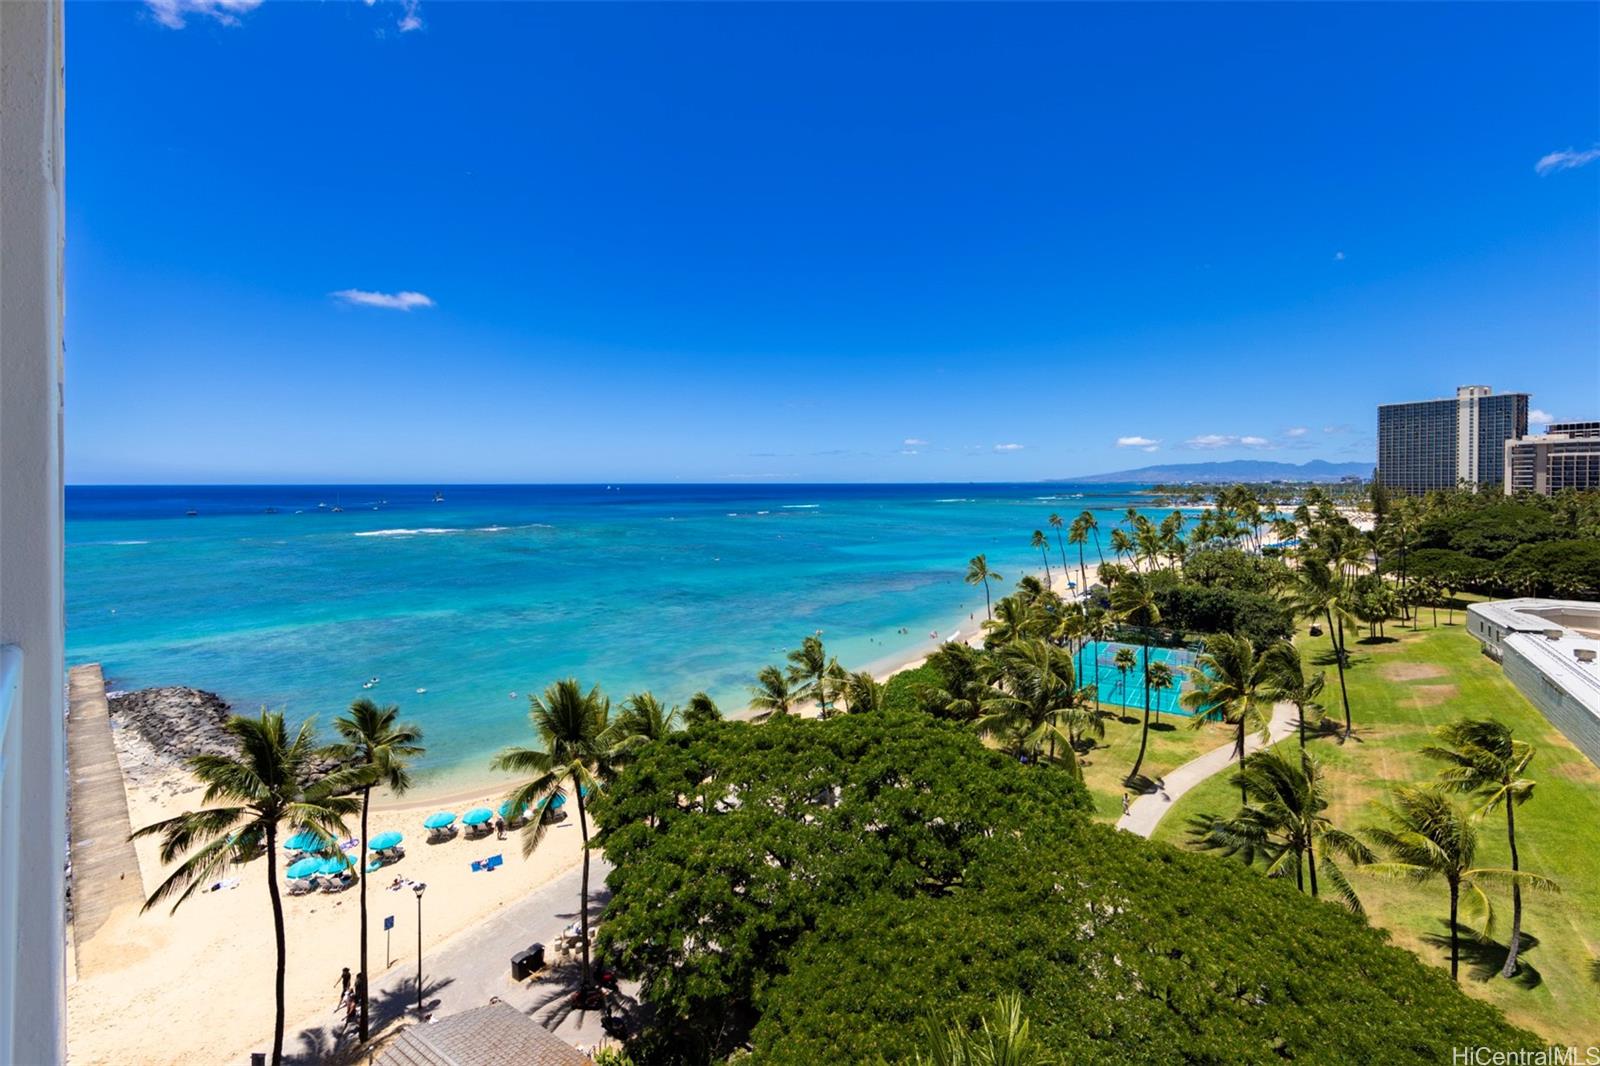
[512,943,545,980]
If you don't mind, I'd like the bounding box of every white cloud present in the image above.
[903,438,929,447]
[1530,408,1554,427]
[331,289,435,311]
[993,443,1024,452]
[1116,435,1160,449]
[899,449,920,456]
[1333,251,1346,261]
[398,0,423,31]
[1240,436,1271,448]
[144,0,262,29]
[1185,434,1236,449]
[1285,426,1309,438]
[1535,146,1600,176]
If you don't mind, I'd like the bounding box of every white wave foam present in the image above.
[353,527,459,538]
[782,504,820,509]
[933,498,971,503]
[111,539,150,546]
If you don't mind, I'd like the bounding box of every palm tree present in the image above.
[1146,660,1173,727]
[607,691,681,761]
[1111,571,1161,782]
[1189,747,1370,908]
[983,595,1046,648]
[1081,508,1104,567]
[915,993,1061,1066]
[1068,513,1092,595]
[1263,641,1326,748]
[1424,719,1540,977]
[843,670,885,713]
[1030,530,1052,588]
[133,711,361,1066]
[965,554,1003,621]
[1284,559,1358,737]
[749,665,794,720]
[976,639,1080,775]
[1362,785,1558,981]
[786,635,843,716]
[1048,513,1070,582]
[683,691,722,728]
[492,679,613,989]
[1109,527,1134,570]
[1112,646,1136,712]
[331,699,424,1043]
[1181,634,1275,805]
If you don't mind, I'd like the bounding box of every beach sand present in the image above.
[66,559,1106,1063]
[67,751,586,1066]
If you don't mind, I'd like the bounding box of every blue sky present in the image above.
[67,1,1599,483]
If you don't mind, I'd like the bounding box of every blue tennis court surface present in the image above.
[1072,640,1199,716]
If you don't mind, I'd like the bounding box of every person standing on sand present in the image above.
[337,966,351,1007]
[494,814,506,840]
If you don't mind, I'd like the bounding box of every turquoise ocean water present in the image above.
[68,484,1186,785]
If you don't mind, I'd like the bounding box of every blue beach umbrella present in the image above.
[283,830,322,852]
[319,854,355,876]
[542,793,566,811]
[369,830,403,851]
[462,807,494,827]
[286,857,322,880]
[423,811,456,830]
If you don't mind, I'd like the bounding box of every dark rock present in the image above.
[107,686,350,782]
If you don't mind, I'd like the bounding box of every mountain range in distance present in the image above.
[1061,459,1373,485]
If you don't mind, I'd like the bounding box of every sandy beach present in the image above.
[66,739,588,1066]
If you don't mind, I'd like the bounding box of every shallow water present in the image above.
[68,483,1184,780]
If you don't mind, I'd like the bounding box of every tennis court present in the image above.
[1072,640,1199,716]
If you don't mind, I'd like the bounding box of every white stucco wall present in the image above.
[0,0,67,1061]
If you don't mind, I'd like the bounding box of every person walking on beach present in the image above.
[494,814,506,840]
[336,966,352,1008]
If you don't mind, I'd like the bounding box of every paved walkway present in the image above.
[284,857,621,1064]
[66,664,145,969]
[1115,702,1298,838]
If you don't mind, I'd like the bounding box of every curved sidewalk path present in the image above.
[1115,702,1298,838]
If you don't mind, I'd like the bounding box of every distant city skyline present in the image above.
[66,2,1598,483]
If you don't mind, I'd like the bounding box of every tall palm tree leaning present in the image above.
[1068,512,1093,595]
[331,699,424,1043]
[133,711,361,1066]
[492,679,612,991]
[1048,513,1070,583]
[1423,719,1540,977]
[1263,640,1326,748]
[1111,571,1162,784]
[1030,530,1053,589]
[1284,559,1357,737]
[1362,784,1558,982]
[965,554,1003,621]
[1181,633,1275,806]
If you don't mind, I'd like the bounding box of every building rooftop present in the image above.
[378,1001,594,1066]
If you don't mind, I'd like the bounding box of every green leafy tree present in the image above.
[1362,785,1559,981]
[133,711,361,1066]
[492,679,613,987]
[966,554,1003,621]
[1180,633,1275,805]
[330,699,424,1042]
[1423,719,1540,977]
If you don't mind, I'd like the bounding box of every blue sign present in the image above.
[383,915,395,931]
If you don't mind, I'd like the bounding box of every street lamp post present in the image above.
[413,882,427,1014]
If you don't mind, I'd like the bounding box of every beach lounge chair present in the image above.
[287,879,314,896]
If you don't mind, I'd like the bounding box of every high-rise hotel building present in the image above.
[1377,385,1529,494]
[1504,421,1600,495]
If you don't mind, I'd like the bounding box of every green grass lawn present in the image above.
[1077,700,1231,821]
[1151,617,1600,1046]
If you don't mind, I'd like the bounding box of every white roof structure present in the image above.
[1468,599,1600,768]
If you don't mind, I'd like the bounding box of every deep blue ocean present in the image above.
[67,483,1178,783]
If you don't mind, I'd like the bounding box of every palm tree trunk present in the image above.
[1040,547,1051,588]
[1306,836,1319,897]
[1327,608,1352,737]
[1128,639,1152,782]
[1297,701,1305,747]
[1093,529,1104,566]
[1502,800,1524,978]
[1055,530,1069,584]
[1294,849,1304,892]
[983,577,992,620]
[1237,720,1247,805]
[266,824,288,1066]
[575,777,593,987]
[358,785,372,1041]
[1449,879,1460,981]
[1077,543,1087,598]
